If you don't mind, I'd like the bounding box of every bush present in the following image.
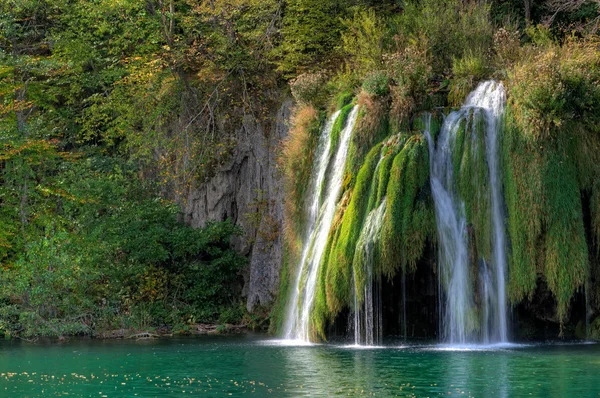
[394,0,494,75]
[493,27,521,71]
[290,72,327,105]
[341,8,385,75]
[362,70,390,97]
[448,51,489,106]
[0,157,247,338]
[385,41,431,128]
[280,104,322,250]
[508,38,600,141]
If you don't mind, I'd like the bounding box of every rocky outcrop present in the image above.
[183,100,292,312]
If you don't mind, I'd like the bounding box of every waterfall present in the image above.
[426,81,508,344]
[284,106,359,341]
[352,198,387,346]
[480,81,508,343]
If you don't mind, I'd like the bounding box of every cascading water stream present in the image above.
[426,81,508,344]
[479,81,508,343]
[284,106,359,342]
[352,198,387,346]
[426,111,473,344]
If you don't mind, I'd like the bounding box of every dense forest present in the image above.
[1,0,600,340]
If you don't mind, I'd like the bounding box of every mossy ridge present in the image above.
[503,105,590,327]
[366,135,403,213]
[412,110,443,142]
[311,186,354,341]
[324,144,383,317]
[453,110,492,264]
[503,109,543,304]
[329,103,355,153]
[311,218,342,341]
[380,134,433,278]
[344,98,391,191]
[543,145,588,326]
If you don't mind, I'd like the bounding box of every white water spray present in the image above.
[426,81,508,344]
[284,107,359,341]
[353,198,387,346]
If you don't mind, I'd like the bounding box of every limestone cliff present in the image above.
[182,100,292,312]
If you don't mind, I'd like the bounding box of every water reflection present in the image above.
[0,338,599,396]
[272,341,600,397]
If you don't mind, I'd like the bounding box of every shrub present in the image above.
[290,72,327,105]
[493,27,522,71]
[394,0,493,75]
[280,104,322,249]
[385,41,431,128]
[508,38,600,141]
[448,51,489,106]
[341,8,385,75]
[362,70,390,97]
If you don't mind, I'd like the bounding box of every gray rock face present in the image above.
[182,100,292,312]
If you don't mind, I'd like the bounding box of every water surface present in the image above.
[1,336,598,397]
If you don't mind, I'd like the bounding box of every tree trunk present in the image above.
[524,0,532,24]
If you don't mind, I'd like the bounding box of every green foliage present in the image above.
[290,72,328,105]
[503,111,542,303]
[508,39,600,142]
[275,0,345,75]
[362,71,390,97]
[449,52,490,106]
[341,8,385,76]
[503,105,590,326]
[543,149,588,325]
[394,0,494,75]
[0,156,246,338]
[504,38,600,324]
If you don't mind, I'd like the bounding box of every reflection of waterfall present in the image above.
[352,198,386,346]
[284,107,359,341]
[426,81,508,344]
[442,349,509,398]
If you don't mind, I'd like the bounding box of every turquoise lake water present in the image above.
[0,335,599,397]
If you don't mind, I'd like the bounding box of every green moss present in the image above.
[330,103,354,152]
[453,111,492,263]
[268,246,291,334]
[503,110,543,303]
[375,145,397,206]
[344,103,390,191]
[380,134,434,277]
[311,221,341,341]
[543,147,588,325]
[324,144,383,315]
[503,104,591,326]
[336,90,354,109]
